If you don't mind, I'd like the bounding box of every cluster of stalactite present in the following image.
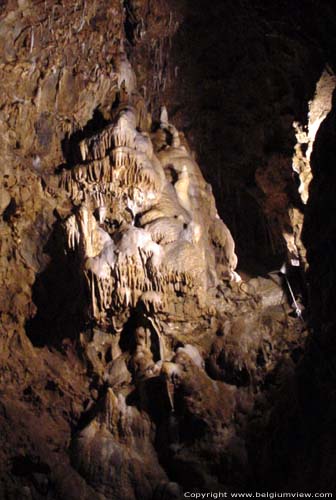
[61,70,240,328]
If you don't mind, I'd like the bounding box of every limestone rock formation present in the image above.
[56,90,305,495]
[1,0,332,498]
[61,100,239,330]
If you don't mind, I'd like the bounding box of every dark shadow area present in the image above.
[167,0,323,277]
[135,376,172,422]
[2,197,17,223]
[60,108,110,168]
[248,89,336,492]
[303,88,336,333]
[11,455,51,495]
[224,185,287,276]
[118,312,140,354]
[119,310,161,362]
[124,0,139,46]
[25,217,89,348]
[11,455,50,477]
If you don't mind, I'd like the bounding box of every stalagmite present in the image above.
[175,165,191,213]
[160,106,169,129]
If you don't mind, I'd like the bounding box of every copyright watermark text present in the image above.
[183,493,333,499]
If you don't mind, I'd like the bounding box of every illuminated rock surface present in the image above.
[1,0,336,497]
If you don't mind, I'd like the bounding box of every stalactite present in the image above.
[60,101,239,328]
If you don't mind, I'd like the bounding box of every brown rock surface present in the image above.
[1,0,335,498]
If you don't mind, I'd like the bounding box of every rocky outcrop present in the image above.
[156,0,334,274]
[1,0,335,498]
[61,100,239,324]
[56,56,305,494]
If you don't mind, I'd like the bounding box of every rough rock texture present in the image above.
[152,0,333,273]
[1,0,336,498]
[261,79,336,493]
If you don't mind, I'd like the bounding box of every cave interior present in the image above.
[1,0,336,498]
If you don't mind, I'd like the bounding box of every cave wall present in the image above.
[143,0,332,273]
[0,1,175,497]
[257,85,336,493]
[1,0,336,498]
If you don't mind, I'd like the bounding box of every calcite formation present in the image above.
[55,52,307,497]
[61,94,240,333]
[0,0,317,497]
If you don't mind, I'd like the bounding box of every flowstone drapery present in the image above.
[0,0,321,496]
[61,98,240,331]
[56,53,307,497]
